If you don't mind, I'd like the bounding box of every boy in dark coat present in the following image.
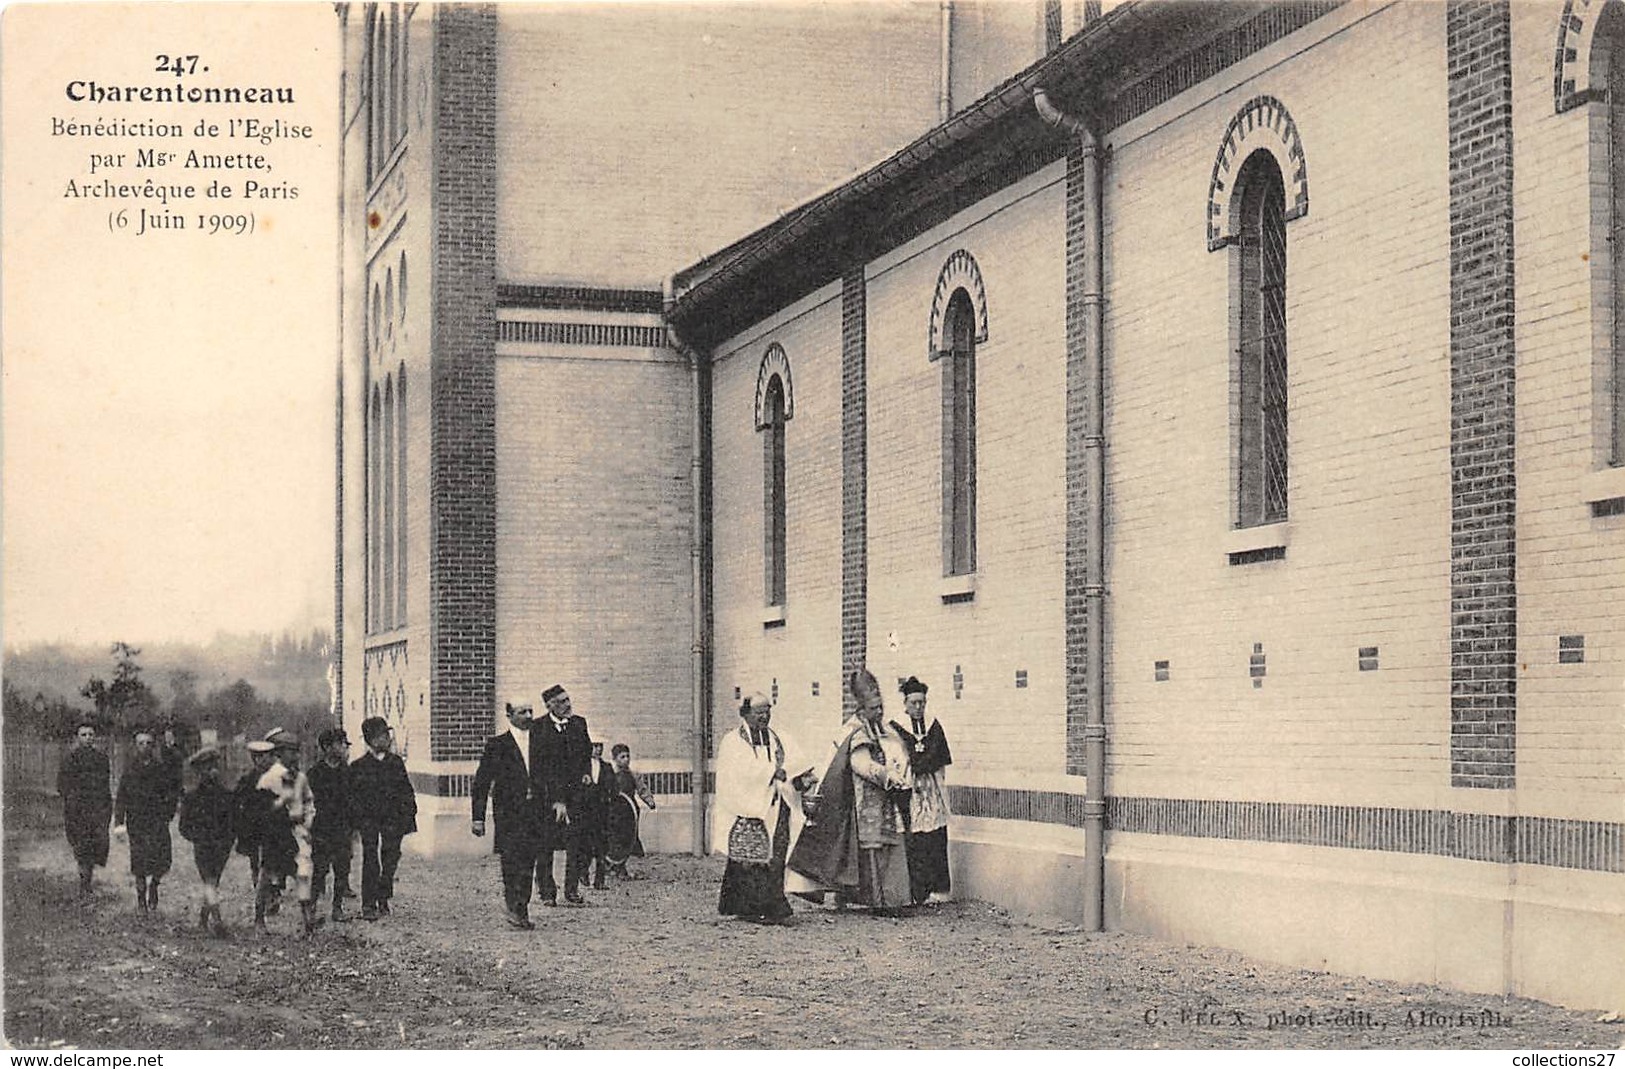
[58,721,112,899]
[349,716,417,920]
[577,742,617,891]
[307,727,355,922]
[113,729,181,916]
[234,740,279,906]
[178,747,236,936]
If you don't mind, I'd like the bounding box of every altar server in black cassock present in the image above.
[891,675,954,904]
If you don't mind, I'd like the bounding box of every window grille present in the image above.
[1236,152,1289,526]
[943,290,978,576]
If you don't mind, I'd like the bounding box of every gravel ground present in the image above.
[4,798,1621,1050]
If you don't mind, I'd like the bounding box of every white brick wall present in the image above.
[865,167,1068,781]
[1511,1,1625,820]
[711,283,846,758]
[1102,2,1454,807]
[494,345,695,762]
[494,4,945,286]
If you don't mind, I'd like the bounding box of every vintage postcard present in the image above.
[3,0,1622,1055]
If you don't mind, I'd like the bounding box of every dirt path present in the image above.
[4,807,1620,1050]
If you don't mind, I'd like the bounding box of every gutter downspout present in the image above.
[664,278,710,859]
[1033,87,1107,933]
[939,0,954,123]
[335,6,347,730]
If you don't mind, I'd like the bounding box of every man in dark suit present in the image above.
[348,716,417,920]
[534,684,593,905]
[471,701,546,929]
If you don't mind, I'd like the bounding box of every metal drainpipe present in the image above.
[664,279,710,858]
[1033,87,1107,932]
[939,0,954,122]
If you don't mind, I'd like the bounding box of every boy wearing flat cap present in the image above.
[178,747,235,936]
[256,731,323,935]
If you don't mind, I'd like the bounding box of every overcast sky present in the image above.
[3,4,340,647]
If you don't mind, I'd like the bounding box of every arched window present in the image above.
[396,363,408,624]
[398,252,408,328]
[1234,150,1289,527]
[1598,4,1625,466]
[762,375,788,606]
[754,343,793,609]
[395,7,409,146]
[370,385,383,633]
[365,5,408,183]
[370,13,387,181]
[382,376,396,631]
[941,289,977,576]
[387,6,400,147]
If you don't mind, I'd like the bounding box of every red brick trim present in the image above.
[841,269,868,720]
[1446,0,1518,789]
[428,6,498,763]
[495,284,664,314]
[947,788,1625,873]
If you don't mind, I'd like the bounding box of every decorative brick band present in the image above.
[1103,3,1344,132]
[1554,0,1611,113]
[753,343,794,429]
[1446,0,1518,789]
[495,321,668,348]
[1063,142,1091,778]
[495,284,665,314]
[841,268,869,719]
[410,769,707,798]
[926,250,989,361]
[947,787,1625,873]
[1205,95,1310,253]
[429,5,499,764]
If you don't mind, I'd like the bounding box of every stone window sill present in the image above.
[939,573,976,603]
[762,604,787,629]
[1579,465,1625,506]
[1225,521,1290,559]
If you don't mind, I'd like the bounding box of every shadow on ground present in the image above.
[4,792,1619,1049]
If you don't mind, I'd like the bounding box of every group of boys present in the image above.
[470,684,657,930]
[58,716,417,937]
[60,691,657,937]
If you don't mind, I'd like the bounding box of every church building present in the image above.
[336,1,1624,1012]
